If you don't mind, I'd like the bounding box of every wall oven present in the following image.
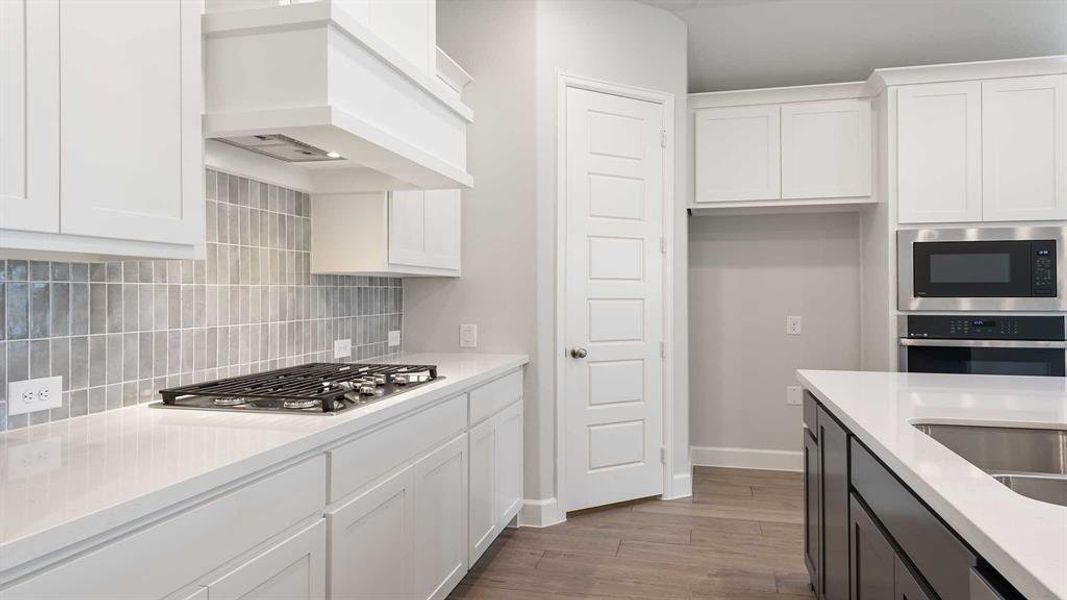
[898,227,1066,312]
[899,315,1066,377]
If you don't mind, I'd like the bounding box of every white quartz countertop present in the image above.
[0,353,528,573]
[797,370,1067,600]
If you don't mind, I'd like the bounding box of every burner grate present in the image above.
[159,362,438,405]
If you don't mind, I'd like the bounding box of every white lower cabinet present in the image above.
[326,465,416,600]
[413,434,469,600]
[468,400,524,566]
[203,521,326,600]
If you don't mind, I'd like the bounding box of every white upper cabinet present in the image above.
[0,0,204,259]
[694,105,781,203]
[897,81,984,224]
[0,0,59,234]
[390,190,461,273]
[58,0,203,246]
[781,99,871,199]
[981,74,1067,222]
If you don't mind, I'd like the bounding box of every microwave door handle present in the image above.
[899,339,1067,349]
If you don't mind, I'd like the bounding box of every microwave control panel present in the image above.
[907,315,1066,341]
[1032,240,1058,297]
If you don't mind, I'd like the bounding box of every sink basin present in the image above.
[914,423,1067,507]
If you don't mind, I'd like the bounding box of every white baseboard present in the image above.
[518,497,565,528]
[662,471,693,500]
[690,445,803,472]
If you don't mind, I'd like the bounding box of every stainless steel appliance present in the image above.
[898,226,1066,312]
[151,362,440,414]
[898,314,1066,377]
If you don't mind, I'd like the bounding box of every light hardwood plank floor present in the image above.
[449,466,815,600]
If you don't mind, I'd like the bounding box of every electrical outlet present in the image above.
[786,315,803,336]
[8,376,63,416]
[459,324,478,348]
[388,330,401,347]
[786,385,803,406]
[333,338,352,359]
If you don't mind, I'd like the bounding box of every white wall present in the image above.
[534,0,691,512]
[688,212,861,469]
[659,0,1067,92]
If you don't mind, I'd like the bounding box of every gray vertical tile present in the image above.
[181,329,195,373]
[153,332,167,377]
[240,207,250,245]
[29,261,50,281]
[205,327,217,368]
[216,245,229,285]
[88,387,106,414]
[154,261,167,283]
[123,284,138,332]
[168,285,181,329]
[138,332,153,379]
[228,175,238,207]
[107,284,123,333]
[206,169,217,201]
[50,283,69,337]
[7,340,28,386]
[69,262,87,282]
[227,204,240,247]
[139,261,154,283]
[8,260,27,281]
[194,256,206,285]
[0,260,7,284]
[49,390,68,421]
[138,285,154,333]
[216,172,229,203]
[181,260,194,285]
[153,284,168,330]
[206,201,217,243]
[167,330,180,375]
[122,333,139,381]
[106,384,123,411]
[219,286,230,326]
[6,283,28,339]
[249,209,261,247]
[89,283,107,334]
[70,283,89,335]
[89,263,106,282]
[181,285,195,329]
[88,335,106,387]
[50,337,70,390]
[51,262,69,282]
[217,326,229,366]
[106,334,122,384]
[123,261,139,283]
[70,389,88,417]
[167,261,181,284]
[123,382,138,407]
[106,262,122,283]
[216,203,229,244]
[228,325,239,366]
[69,336,88,390]
[237,177,249,207]
[29,339,49,378]
[0,284,5,341]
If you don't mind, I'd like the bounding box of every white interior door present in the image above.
[563,86,664,512]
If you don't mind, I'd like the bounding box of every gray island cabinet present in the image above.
[802,391,1023,600]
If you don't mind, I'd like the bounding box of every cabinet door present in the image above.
[389,190,428,268]
[57,0,204,245]
[694,105,781,202]
[782,99,871,199]
[803,430,821,597]
[493,401,523,527]
[897,81,983,223]
[389,189,461,272]
[326,466,415,600]
[204,521,326,600]
[0,0,59,232]
[819,406,850,600]
[413,434,468,600]
[982,74,1067,222]
[849,495,895,600]
[422,189,461,271]
[468,418,496,565]
[894,557,933,600]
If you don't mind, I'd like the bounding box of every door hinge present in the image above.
[659,237,666,254]
[660,130,668,148]
[660,341,666,358]
[660,447,667,464]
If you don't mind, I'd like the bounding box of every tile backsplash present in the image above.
[0,169,403,432]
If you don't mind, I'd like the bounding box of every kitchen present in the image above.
[0,1,1064,599]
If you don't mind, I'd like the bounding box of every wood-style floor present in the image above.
[448,466,814,600]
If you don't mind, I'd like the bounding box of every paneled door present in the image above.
[563,85,665,512]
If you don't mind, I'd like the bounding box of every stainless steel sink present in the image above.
[914,423,1067,507]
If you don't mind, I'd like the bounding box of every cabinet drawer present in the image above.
[850,439,976,600]
[329,394,467,502]
[469,369,523,425]
[1,457,326,600]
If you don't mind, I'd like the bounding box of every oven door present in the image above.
[913,240,1033,298]
[900,339,1067,377]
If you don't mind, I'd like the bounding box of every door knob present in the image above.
[569,347,588,359]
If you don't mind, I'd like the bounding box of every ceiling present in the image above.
[642,0,1067,92]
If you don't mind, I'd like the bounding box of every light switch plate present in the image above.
[388,330,401,347]
[333,338,352,359]
[786,385,803,406]
[459,324,478,348]
[786,315,803,336]
[8,376,63,416]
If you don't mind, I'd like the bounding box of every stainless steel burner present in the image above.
[283,399,320,410]
[214,397,248,406]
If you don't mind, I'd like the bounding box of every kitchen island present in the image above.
[798,369,1067,600]
[0,353,528,600]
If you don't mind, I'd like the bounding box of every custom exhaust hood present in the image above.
[203,1,473,193]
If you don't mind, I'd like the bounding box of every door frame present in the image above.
[555,73,677,514]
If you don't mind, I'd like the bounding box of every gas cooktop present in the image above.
[153,362,440,414]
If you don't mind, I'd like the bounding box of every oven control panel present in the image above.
[1032,240,1058,297]
[906,315,1066,340]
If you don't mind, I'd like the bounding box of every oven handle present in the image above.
[899,338,1067,349]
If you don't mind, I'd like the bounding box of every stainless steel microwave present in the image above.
[898,227,1066,312]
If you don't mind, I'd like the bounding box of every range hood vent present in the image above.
[215,135,345,163]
